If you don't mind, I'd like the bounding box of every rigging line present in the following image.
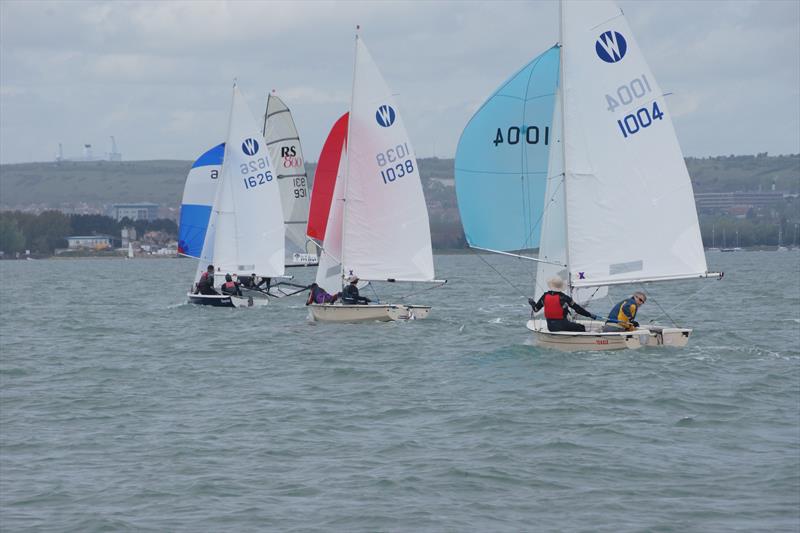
[367,282,381,304]
[471,248,529,296]
[394,281,448,301]
[648,280,719,325]
[522,174,565,253]
[637,286,678,328]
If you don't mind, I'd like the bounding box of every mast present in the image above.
[558,0,572,293]
[340,27,360,289]
[261,91,271,137]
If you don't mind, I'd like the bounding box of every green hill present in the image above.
[1,154,797,209]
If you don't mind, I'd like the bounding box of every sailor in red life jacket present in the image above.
[528,277,597,332]
[220,273,242,297]
[195,264,219,295]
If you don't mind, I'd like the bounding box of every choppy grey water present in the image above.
[1,252,798,532]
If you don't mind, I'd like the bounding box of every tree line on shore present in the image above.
[2,204,797,257]
[0,211,177,256]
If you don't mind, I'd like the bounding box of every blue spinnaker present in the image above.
[178,143,224,257]
[455,46,559,251]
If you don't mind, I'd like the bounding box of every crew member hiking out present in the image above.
[306,283,339,305]
[528,277,597,332]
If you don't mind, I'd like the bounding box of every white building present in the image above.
[110,203,159,222]
[66,235,118,249]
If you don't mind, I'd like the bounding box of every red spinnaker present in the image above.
[307,113,348,241]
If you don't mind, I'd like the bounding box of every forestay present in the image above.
[263,93,316,266]
[342,37,434,283]
[178,143,224,258]
[196,85,285,282]
[455,46,560,252]
[561,0,707,288]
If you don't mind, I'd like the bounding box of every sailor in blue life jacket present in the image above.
[220,273,242,297]
[528,277,597,332]
[195,264,218,295]
[341,275,371,305]
[603,292,646,331]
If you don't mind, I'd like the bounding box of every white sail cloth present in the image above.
[264,94,316,266]
[340,37,435,283]
[197,85,285,282]
[561,1,707,288]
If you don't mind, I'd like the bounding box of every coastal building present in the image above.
[109,203,159,222]
[66,235,120,249]
[694,191,786,214]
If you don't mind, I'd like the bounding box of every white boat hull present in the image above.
[308,303,431,323]
[526,319,691,351]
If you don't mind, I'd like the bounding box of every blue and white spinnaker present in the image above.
[454,46,559,253]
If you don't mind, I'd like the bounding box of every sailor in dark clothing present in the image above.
[195,265,219,295]
[240,273,270,292]
[341,275,370,305]
[528,277,597,332]
[220,273,242,296]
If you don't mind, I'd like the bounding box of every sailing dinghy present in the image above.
[306,33,443,323]
[455,0,721,350]
[179,93,318,301]
[186,83,285,308]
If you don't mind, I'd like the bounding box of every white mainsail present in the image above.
[196,84,285,283]
[263,93,316,266]
[561,0,707,289]
[341,36,435,283]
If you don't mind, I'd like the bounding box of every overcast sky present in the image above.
[1,0,798,165]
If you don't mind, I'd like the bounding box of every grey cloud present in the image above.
[0,0,797,165]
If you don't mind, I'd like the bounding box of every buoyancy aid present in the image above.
[608,297,637,330]
[223,281,236,291]
[543,292,565,320]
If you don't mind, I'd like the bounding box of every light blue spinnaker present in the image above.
[178,143,224,257]
[455,45,560,251]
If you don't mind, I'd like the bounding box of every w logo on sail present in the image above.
[241,138,259,156]
[595,31,627,63]
[375,105,396,128]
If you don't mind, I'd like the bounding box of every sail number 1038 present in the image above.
[377,143,415,185]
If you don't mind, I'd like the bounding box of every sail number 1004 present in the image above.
[493,126,549,147]
[617,102,664,138]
